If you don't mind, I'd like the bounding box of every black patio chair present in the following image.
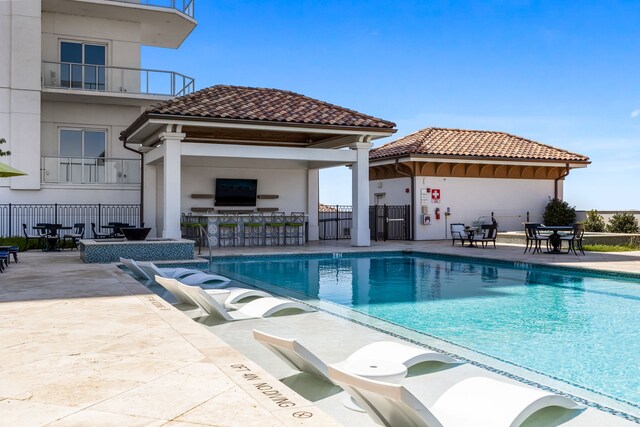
[560,223,586,255]
[472,224,498,248]
[524,223,549,254]
[450,223,468,246]
[63,223,85,250]
[91,223,110,239]
[22,223,45,250]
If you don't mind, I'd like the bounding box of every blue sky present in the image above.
[143,0,640,210]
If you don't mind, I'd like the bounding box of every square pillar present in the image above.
[350,141,373,246]
[307,168,319,241]
[142,160,157,237]
[160,132,184,239]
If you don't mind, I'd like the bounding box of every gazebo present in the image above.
[120,85,396,246]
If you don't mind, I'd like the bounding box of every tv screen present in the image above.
[215,178,258,207]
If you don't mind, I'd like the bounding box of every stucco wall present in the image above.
[41,11,141,68]
[40,100,143,158]
[412,176,556,239]
[369,177,412,206]
[181,167,308,214]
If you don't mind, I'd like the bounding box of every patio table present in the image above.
[33,225,71,251]
[535,225,574,254]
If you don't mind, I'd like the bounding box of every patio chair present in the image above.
[137,261,231,286]
[22,223,45,250]
[264,212,286,246]
[0,248,9,272]
[174,280,313,321]
[471,224,498,248]
[155,276,271,308]
[62,223,85,250]
[218,213,239,247]
[91,222,110,239]
[242,212,264,246]
[8,246,18,263]
[285,212,305,245]
[524,223,549,254]
[450,223,468,246]
[253,329,457,384]
[560,223,586,255]
[328,364,582,427]
[120,258,201,281]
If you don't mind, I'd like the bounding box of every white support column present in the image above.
[160,132,185,239]
[350,140,373,246]
[143,160,157,237]
[307,168,320,241]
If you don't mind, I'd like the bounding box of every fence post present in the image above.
[383,205,388,241]
[8,203,12,237]
[98,203,101,228]
[405,204,411,241]
[526,211,530,222]
[54,203,58,224]
[335,205,339,241]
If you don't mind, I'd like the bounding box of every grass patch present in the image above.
[584,244,640,252]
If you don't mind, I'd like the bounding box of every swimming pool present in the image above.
[212,251,640,416]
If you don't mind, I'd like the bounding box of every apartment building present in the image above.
[0,0,196,204]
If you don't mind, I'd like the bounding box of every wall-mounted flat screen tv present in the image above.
[215,178,258,206]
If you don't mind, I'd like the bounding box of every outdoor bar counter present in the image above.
[200,213,307,247]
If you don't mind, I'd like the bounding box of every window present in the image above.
[59,129,106,183]
[60,41,106,91]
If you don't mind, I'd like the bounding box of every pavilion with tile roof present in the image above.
[121,85,396,246]
[368,127,589,239]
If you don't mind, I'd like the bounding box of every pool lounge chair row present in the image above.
[120,258,582,426]
[253,330,582,427]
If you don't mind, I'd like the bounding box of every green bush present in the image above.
[543,198,576,226]
[0,236,75,251]
[606,212,639,234]
[583,209,606,232]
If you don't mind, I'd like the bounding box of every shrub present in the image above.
[543,198,576,226]
[583,209,606,232]
[606,212,639,234]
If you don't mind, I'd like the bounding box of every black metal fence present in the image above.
[0,203,141,237]
[370,205,411,241]
[319,205,353,240]
[319,205,411,241]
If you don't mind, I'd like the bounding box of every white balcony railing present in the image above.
[42,61,195,97]
[41,157,141,185]
[110,0,195,18]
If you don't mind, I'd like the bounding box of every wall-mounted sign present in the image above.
[431,188,441,203]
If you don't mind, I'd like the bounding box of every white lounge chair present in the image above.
[120,258,201,280]
[328,364,582,427]
[137,261,230,285]
[175,280,313,321]
[253,329,456,383]
[155,276,271,308]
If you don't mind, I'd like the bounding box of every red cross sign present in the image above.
[431,188,441,203]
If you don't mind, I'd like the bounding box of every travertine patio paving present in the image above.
[1,240,639,426]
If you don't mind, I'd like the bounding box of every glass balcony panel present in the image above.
[41,157,141,185]
[42,61,194,97]
[109,0,195,18]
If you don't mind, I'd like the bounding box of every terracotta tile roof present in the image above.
[144,85,395,129]
[370,127,589,162]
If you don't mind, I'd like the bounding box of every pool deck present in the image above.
[1,240,639,426]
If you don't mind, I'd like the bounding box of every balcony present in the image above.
[42,61,195,103]
[110,0,195,18]
[41,157,141,185]
[41,0,197,48]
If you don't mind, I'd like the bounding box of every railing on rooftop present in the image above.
[109,0,195,18]
[42,61,195,97]
[41,157,141,185]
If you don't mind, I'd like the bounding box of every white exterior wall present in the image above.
[182,167,308,214]
[0,0,42,191]
[41,11,141,68]
[412,176,556,240]
[369,177,412,206]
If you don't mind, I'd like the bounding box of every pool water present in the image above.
[214,252,640,410]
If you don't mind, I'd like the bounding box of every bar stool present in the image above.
[285,212,305,245]
[243,212,264,246]
[218,213,239,247]
[264,212,286,246]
